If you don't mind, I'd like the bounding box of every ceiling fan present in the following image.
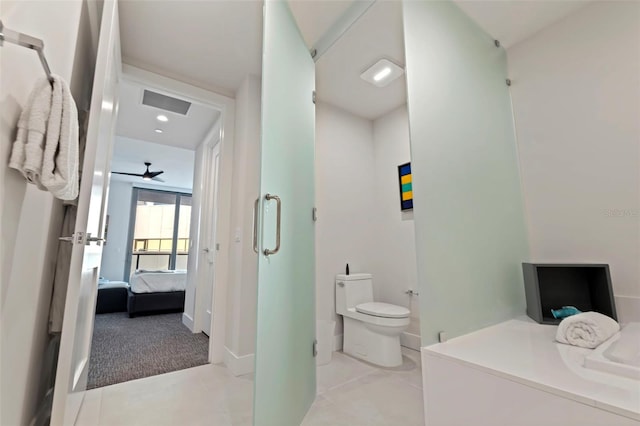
[112,162,164,182]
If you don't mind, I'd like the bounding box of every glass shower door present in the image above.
[403,1,529,344]
[253,1,316,425]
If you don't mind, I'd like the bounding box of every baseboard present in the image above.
[400,331,421,351]
[334,333,343,351]
[182,313,194,332]
[224,346,255,376]
[615,295,640,323]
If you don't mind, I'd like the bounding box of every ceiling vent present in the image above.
[142,90,191,115]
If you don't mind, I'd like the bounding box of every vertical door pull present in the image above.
[252,197,259,254]
[263,193,281,256]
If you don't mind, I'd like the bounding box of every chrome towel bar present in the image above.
[0,19,54,83]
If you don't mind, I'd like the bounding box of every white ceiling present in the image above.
[119,0,263,98]
[313,1,405,120]
[110,136,196,190]
[115,79,221,151]
[454,1,591,48]
[293,0,591,120]
[288,0,354,48]
[118,0,591,120]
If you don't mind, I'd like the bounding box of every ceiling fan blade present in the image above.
[151,176,165,183]
[112,172,144,177]
[148,170,164,178]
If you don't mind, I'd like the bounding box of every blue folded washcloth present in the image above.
[551,306,582,320]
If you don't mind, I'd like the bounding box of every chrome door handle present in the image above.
[263,193,281,256]
[58,232,105,245]
[87,236,105,245]
[252,197,259,254]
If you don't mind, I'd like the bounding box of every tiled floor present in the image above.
[75,347,423,425]
[75,364,254,426]
[303,348,424,425]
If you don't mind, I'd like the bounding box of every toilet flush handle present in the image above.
[337,281,345,287]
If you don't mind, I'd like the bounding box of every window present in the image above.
[125,188,192,278]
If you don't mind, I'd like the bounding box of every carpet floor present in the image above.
[87,312,209,389]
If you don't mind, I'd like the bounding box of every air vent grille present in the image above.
[142,90,191,115]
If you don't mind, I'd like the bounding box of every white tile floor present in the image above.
[75,347,424,425]
[303,348,424,426]
[75,364,254,426]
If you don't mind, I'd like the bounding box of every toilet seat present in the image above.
[355,302,409,319]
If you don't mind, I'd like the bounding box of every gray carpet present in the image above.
[87,312,209,389]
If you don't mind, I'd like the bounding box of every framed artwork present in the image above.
[397,162,413,211]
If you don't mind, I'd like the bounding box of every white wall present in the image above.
[100,180,133,280]
[111,136,196,190]
[371,105,419,318]
[0,1,98,424]
[507,1,640,322]
[315,102,378,337]
[224,75,260,371]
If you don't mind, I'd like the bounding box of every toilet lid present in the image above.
[355,302,410,318]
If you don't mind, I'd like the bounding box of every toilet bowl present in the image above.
[336,274,410,367]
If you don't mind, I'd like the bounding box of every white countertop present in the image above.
[424,317,640,420]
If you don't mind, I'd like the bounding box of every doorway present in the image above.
[308,0,421,358]
[86,68,225,389]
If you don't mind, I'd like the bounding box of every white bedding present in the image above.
[129,270,187,293]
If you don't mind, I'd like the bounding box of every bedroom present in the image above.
[88,70,222,388]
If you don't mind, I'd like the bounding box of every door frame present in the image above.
[121,65,235,363]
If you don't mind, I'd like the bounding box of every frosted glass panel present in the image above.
[253,1,316,425]
[403,1,529,344]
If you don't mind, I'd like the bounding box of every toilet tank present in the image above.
[336,273,373,315]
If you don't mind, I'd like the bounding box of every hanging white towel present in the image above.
[556,311,620,349]
[41,75,79,200]
[8,77,52,189]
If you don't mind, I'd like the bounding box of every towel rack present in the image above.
[0,19,54,83]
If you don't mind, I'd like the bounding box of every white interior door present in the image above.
[50,1,121,424]
[202,142,221,336]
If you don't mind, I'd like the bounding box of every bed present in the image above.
[127,270,187,317]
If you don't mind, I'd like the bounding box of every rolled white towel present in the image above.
[556,311,620,349]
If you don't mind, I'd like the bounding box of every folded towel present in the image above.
[9,76,79,200]
[551,306,582,320]
[40,75,79,200]
[8,78,51,189]
[556,311,620,349]
[23,79,54,187]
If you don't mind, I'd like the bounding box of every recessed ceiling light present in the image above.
[360,59,404,88]
[155,128,163,134]
[373,67,391,82]
[156,114,169,122]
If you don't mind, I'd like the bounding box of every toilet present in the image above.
[336,273,410,367]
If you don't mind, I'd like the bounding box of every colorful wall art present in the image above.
[398,162,413,211]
